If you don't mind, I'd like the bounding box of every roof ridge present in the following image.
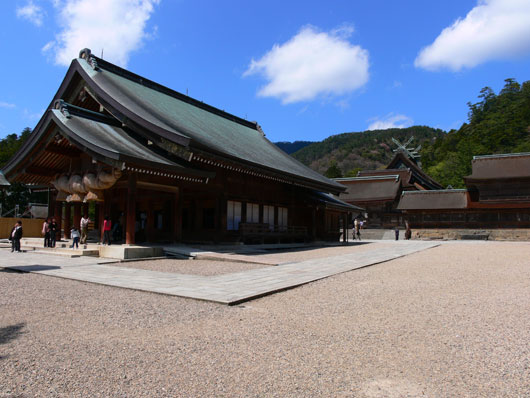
[473,152,530,160]
[334,175,400,182]
[78,49,259,131]
[401,189,467,195]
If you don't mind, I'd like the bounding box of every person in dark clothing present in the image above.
[9,221,23,252]
[49,218,58,248]
[394,226,400,241]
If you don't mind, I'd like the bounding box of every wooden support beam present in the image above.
[25,166,63,177]
[73,203,81,234]
[54,201,62,242]
[44,144,82,157]
[64,203,71,239]
[172,189,182,242]
[126,173,137,245]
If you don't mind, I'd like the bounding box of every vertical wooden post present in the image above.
[73,203,81,233]
[94,203,100,230]
[342,212,347,243]
[98,203,105,243]
[126,173,137,245]
[54,201,62,242]
[64,203,71,239]
[172,188,182,242]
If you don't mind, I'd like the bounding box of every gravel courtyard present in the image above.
[1,242,529,397]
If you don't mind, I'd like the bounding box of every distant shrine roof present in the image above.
[465,152,530,181]
[397,189,468,210]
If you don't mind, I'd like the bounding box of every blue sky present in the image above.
[2,0,530,142]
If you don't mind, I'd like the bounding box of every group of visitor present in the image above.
[353,218,364,240]
[42,218,58,248]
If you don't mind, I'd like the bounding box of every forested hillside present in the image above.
[290,126,445,177]
[274,141,314,154]
[420,78,530,188]
[0,127,31,168]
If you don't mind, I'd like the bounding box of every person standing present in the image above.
[80,214,90,245]
[354,218,361,241]
[70,227,80,249]
[394,226,400,241]
[42,218,50,247]
[103,216,112,245]
[49,218,58,248]
[9,221,23,252]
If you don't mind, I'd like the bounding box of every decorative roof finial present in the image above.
[79,48,98,70]
[54,99,71,119]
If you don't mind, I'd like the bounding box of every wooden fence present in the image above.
[0,218,45,239]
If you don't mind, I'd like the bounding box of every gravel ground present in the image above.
[1,241,529,397]
[111,259,271,276]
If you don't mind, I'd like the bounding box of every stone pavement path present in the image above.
[0,241,439,305]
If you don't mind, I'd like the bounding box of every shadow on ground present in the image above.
[5,265,61,272]
[0,323,26,360]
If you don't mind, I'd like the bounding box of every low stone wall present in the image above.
[413,229,530,241]
[0,217,45,239]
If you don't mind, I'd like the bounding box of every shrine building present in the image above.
[2,49,358,244]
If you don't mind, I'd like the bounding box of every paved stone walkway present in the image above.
[0,241,439,305]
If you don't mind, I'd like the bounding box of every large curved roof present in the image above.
[74,53,345,193]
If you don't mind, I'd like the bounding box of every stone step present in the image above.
[26,247,100,257]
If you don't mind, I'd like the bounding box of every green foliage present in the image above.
[0,182,33,215]
[324,161,343,178]
[0,128,41,215]
[421,78,530,187]
[291,126,445,176]
[0,127,31,168]
[344,168,362,177]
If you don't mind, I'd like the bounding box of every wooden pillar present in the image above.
[73,203,81,232]
[98,203,105,243]
[311,207,317,241]
[54,201,62,241]
[64,203,71,239]
[172,189,182,242]
[126,173,137,245]
[94,203,100,230]
[47,188,55,218]
[342,212,347,243]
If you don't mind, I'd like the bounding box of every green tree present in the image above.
[324,161,343,178]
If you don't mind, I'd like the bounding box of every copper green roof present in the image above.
[0,171,9,186]
[51,108,211,178]
[74,51,345,193]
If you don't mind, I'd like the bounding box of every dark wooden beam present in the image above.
[126,173,137,244]
[45,143,82,158]
[25,166,63,177]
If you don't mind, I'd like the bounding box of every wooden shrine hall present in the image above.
[334,150,443,228]
[398,152,530,230]
[2,49,358,245]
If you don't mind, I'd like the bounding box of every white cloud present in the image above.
[16,1,45,27]
[367,113,413,131]
[244,25,370,104]
[0,101,16,109]
[43,0,160,67]
[415,0,530,71]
